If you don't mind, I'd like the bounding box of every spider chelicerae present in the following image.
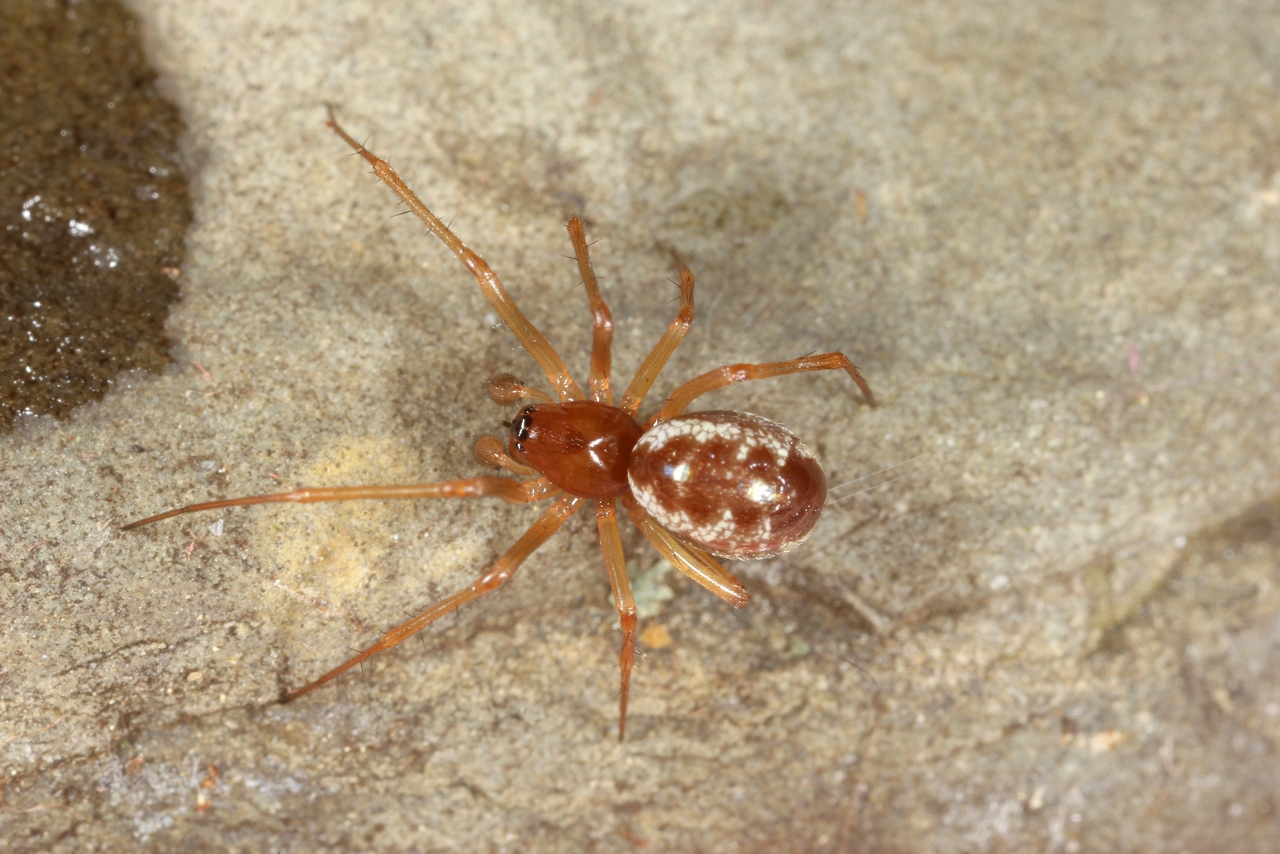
[124,109,875,739]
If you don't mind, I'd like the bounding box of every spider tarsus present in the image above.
[120,508,184,530]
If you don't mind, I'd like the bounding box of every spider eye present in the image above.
[513,407,534,444]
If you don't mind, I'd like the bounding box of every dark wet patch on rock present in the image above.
[0,0,190,431]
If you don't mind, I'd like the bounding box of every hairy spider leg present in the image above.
[120,476,558,530]
[566,216,613,405]
[594,498,637,740]
[619,266,696,416]
[620,494,750,608]
[326,109,583,403]
[566,219,647,738]
[652,352,876,425]
[284,494,585,702]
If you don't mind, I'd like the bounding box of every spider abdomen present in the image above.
[627,411,827,560]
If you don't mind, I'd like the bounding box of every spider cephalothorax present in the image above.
[123,109,875,739]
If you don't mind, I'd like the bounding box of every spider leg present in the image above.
[594,497,636,740]
[326,108,583,402]
[283,494,585,702]
[652,352,875,424]
[121,476,558,530]
[621,494,750,608]
[567,217,614,405]
[620,266,695,416]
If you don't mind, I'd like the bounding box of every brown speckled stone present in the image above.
[0,0,189,430]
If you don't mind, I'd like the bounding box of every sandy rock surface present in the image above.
[3,0,1278,850]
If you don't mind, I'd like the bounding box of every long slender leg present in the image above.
[284,494,585,702]
[620,494,750,609]
[566,217,613,405]
[122,476,558,530]
[619,266,696,416]
[326,109,583,402]
[652,352,875,424]
[594,498,636,740]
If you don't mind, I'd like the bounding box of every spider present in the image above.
[123,109,876,739]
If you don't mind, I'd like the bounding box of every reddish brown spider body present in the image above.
[509,401,642,498]
[508,403,826,558]
[628,411,828,560]
[123,109,874,740]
